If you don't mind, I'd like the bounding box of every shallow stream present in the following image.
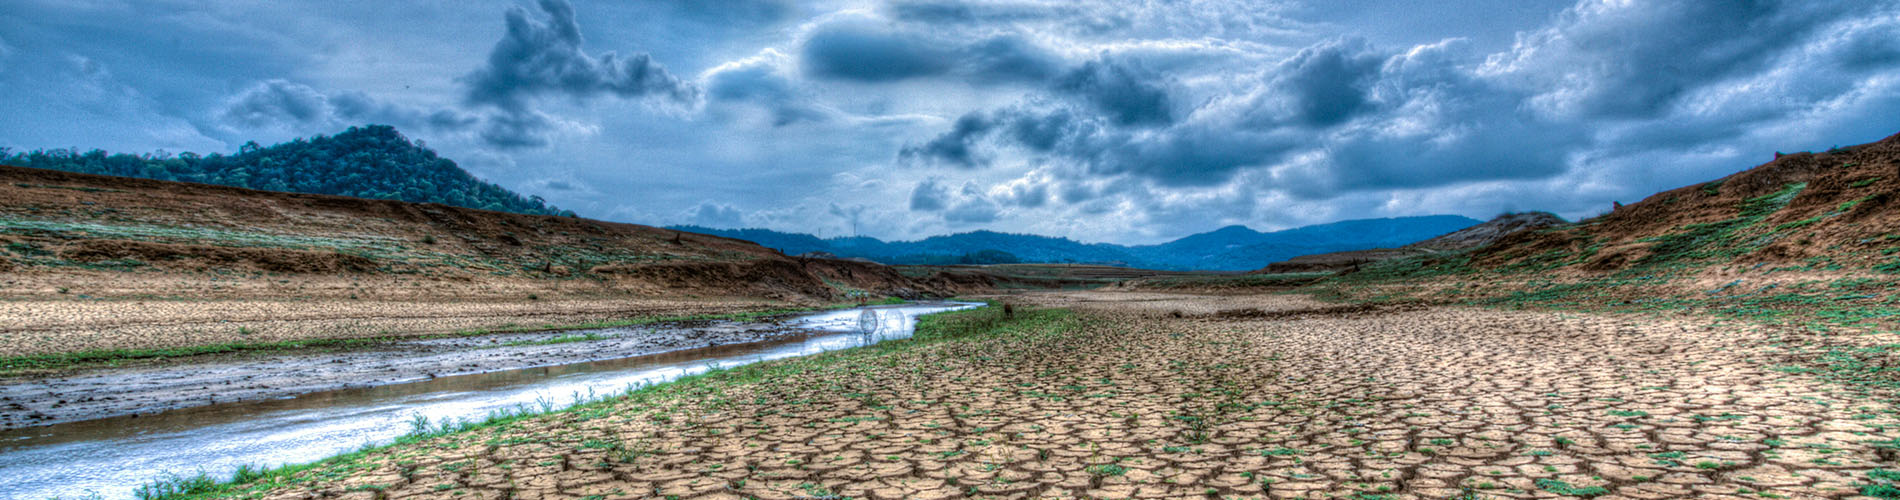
[0,301,979,499]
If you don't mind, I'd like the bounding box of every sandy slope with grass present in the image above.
[153,291,1900,500]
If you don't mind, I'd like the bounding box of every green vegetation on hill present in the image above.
[1,125,574,217]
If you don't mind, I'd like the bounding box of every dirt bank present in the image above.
[0,313,822,430]
[0,296,797,359]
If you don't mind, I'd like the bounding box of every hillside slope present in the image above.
[2,125,574,216]
[1258,212,1566,273]
[1312,132,1900,334]
[0,165,976,357]
[1463,135,1899,279]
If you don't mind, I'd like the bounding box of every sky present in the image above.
[2,0,1898,244]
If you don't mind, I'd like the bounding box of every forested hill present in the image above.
[0,125,574,217]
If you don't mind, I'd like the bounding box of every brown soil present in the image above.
[246,291,1900,499]
[1476,133,1900,273]
[0,166,984,356]
[0,296,783,361]
[0,313,819,429]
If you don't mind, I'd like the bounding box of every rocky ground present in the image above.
[235,291,1900,499]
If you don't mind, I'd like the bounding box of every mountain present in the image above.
[674,215,1481,271]
[0,125,574,217]
[1258,212,1567,273]
[1146,215,1481,271]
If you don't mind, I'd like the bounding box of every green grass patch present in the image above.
[1536,478,1609,497]
[498,332,613,347]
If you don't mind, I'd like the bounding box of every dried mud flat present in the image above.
[247,292,1899,499]
[0,313,813,430]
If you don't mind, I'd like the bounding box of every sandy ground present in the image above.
[0,295,794,357]
[0,314,829,430]
[237,291,1900,499]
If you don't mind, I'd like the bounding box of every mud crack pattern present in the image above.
[258,295,1900,499]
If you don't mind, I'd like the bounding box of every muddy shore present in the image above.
[0,315,820,430]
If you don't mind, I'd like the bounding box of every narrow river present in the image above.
[0,301,980,499]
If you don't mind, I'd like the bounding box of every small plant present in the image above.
[133,471,219,499]
[1864,469,1900,498]
[1536,478,1609,497]
[1087,463,1128,477]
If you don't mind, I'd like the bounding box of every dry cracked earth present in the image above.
[256,292,1900,499]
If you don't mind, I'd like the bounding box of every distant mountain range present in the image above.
[673,215,1481,271]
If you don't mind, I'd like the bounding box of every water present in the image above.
[0,301,979,499]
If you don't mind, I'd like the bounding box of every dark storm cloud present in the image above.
[1495,0,1857,119]
[909,178,951,211]
[904,38,1563,191]
[1054,59,1174,126]
[800,20,952,82]
[899,56,1184,170]
[798,14,1065,83]
[899,113,995,168]
[888,0,1889,216]
[477,110,560,149]
[885,0,1071,24]
[944,197,1001,223]
[999,107,1081,151]
[966,35,1066,82]
[997,178,1050,208]
[332,91,481,131]
[1833,22,1900,70]
[664,0,796,25]
[221,80,330,128]
[908,177,1004,225]
[703,53,832,126]
[219,79,477,134]
[462,0,696,147]
[1077,124,1303,187]
[1268,38,1383,128]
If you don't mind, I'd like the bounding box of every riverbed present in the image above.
[0,301,978,499]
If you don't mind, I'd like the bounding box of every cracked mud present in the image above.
[250,292,1900,499]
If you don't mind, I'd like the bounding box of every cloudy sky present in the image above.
[3,0,1897,244]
